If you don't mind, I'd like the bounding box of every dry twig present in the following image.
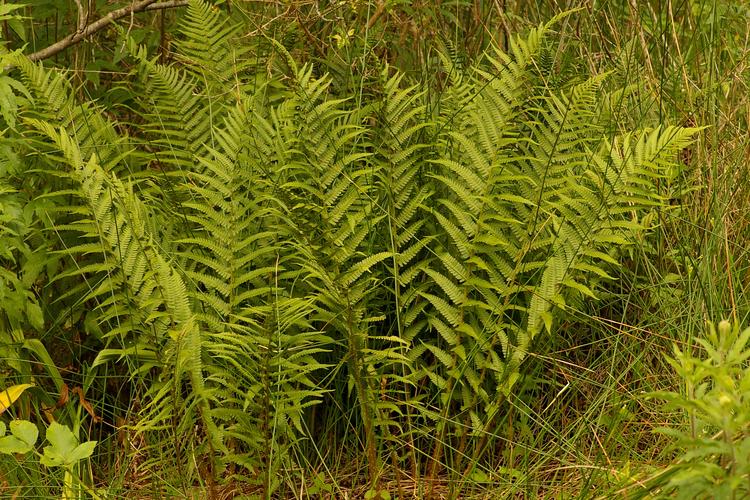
[25,0,189,63]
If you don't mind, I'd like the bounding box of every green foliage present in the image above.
[0,418,98,499]
[644,320,750,498]
[40,422,97,468]
[0,0,708,496]
[0,420,38,454]
[0,4,25,46]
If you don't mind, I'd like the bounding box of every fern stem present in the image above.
[344,293,378,487]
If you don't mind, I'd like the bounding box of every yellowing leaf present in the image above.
[0,384,34,414]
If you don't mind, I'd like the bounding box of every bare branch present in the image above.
[366,0,386,29]
[73,0,87,33]
[145,1,189,11]
[25,0,189,63]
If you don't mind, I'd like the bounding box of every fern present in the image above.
[0,3,701,493]
[12,56,125,172]
[394,18,701,477]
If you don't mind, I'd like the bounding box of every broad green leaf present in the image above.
[67,441,97,463]
[10,420,38,448]
[41,422,94,467]
[0,419,36,454]
[0,435,32,454]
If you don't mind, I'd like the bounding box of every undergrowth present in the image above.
[0,0,748,498]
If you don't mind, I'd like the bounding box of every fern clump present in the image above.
[0,1,699,494]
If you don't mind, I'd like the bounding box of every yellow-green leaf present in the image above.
[0,384,34,414]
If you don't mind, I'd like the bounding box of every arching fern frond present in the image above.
[12,56,126,172]
[174,0,251,82]
[29,122,222,470]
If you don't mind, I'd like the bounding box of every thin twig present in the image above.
[25,0,188,63]
[366,0,386,29]
[73,0,87,33]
